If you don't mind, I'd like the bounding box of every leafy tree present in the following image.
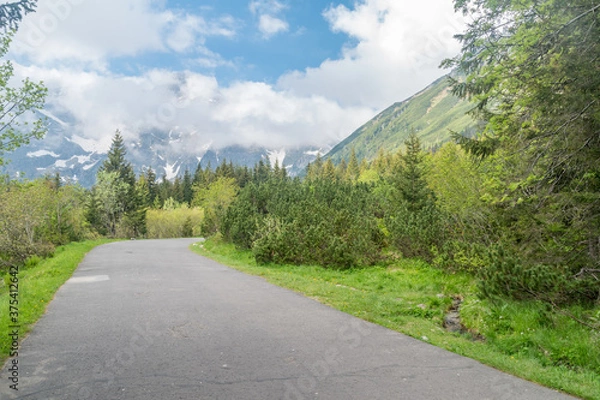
[0,178,88,270]
[192,177,239,235]
[89,132,146,236]
[88,171,129,236]
[0,34,47,165]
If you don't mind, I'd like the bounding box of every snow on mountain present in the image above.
[27,150,59,158]
[266,149,286,168]
[4,122,322,187]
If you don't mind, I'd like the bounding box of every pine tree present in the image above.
[99,130,135,187]
[182,169,193,205]
[395,133,434,212]
[0,0,37,31]
[323,158,336,181]
[144,167,158,207]
[306,153,323,180]
[346,148,360,181]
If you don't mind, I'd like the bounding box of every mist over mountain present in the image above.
[3,115,327,187]
[3,74,476,187]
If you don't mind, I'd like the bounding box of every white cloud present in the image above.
[249,0,287,15]
[249,0,289,39]
[258,15,289,38]
[14,63,373,153]
[10,0,237,69]
[8,0,466,158]
[278,0,465,109]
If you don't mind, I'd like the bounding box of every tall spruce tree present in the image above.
[99,130,135,187]
[395,133,434,212]
[89,131,145,236]
[443,0,600,302]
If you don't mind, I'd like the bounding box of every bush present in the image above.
[386,201,444,261]
[146,206,204,238]
[479,245,599,304]
[224,178,384,268]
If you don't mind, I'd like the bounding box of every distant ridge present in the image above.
[327,75,477,161]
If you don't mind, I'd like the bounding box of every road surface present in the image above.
[0,239,577,399]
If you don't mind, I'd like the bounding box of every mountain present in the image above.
[2,118,326,188]
[326,75,477,162]
[3,74,474,187]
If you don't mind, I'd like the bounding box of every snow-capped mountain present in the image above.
[3,116,327,187]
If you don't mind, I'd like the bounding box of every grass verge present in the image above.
[192,237,600,400]
[0,239,117,364]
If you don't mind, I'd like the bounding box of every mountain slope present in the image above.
[327,75,476,161]
[2,122,324,187]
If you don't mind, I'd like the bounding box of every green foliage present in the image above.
[87,170,129,237]
[0,33,47,165]
[444,0,600,303]
[251,180,384,268]
[479,245,600,304]
[87,132,147,237]
[146,205,203,239]
[0,0,37,31]
[383,134,444,260]
[192,177,239,235]
[223,168,384,269]
[0,178,89,271]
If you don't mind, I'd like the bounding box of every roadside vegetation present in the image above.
[0,239,115,363]
[194,238,600,400]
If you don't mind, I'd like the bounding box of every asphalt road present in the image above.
[0,239,577,400]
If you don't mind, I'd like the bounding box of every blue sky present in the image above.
[9,0,465,153]
[111,1,355,84]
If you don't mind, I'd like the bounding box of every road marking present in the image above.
[66,275,110,284]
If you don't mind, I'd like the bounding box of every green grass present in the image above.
[0,239,117,363]
[193,237,600,400]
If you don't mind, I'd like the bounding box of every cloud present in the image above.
[14,64,373,153]
[258,15,289,38]
[10,0,237,68]
[8,0,466,158]
[165,14,236,54]
[277,0,465,109]
[249,0,289,39]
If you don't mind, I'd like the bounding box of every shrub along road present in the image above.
[0,239,577,399]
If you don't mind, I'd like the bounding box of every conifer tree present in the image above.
[182,169,193,205]
[0,0,37,31]
[322,158,336,181]
[396,133,434,212]
[346,148,360,181]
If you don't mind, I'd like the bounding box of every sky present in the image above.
[7,0,466,154]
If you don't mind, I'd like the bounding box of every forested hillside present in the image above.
[327,75,476,162]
